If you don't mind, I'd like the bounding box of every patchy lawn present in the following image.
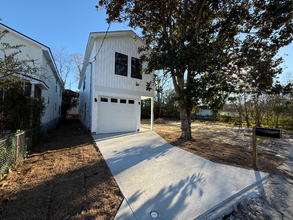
[0,119,123,220]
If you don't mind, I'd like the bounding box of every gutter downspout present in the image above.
[88,61,93,133]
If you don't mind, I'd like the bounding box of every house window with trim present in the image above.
[131,57,142,79]
[115,52,128,76]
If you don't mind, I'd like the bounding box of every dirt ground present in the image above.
[0,119,123,220]
[142,121,293,219]
[1,119,292,220]
[155,130,284,174]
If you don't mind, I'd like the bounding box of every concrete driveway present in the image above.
[92,131,269,220]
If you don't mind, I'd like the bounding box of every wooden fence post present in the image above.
[252,126,257,167]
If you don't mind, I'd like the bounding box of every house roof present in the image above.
[198,105,209,110]
[78,30,147,89]
[0,23,64,90]
[65,89,79,97]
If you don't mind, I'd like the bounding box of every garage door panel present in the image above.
[98,97,136,133]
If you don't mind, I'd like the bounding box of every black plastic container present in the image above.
[255,127,282,138]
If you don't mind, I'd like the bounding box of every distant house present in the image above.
[64,89,79,116]
[78,30,155,134]
[0,23,64,133]
[196,105,213,117]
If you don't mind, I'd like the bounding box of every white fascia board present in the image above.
[0,23,47,50]
[95,85,155,98]
[11,73,49,90]
[91,30,147,47]
[42,49,64,91]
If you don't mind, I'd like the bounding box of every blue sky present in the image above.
[1,0,293,91]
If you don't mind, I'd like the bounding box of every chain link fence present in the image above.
[0,115,65,179]
[0,131,27,178]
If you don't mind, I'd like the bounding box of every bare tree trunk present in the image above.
[243,92,250,127]
[171,71,192,141]
[157,92,162,117]
[276,115,279,128]
[179,101,192,140]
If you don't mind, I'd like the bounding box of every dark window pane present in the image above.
[115,52,128,76]
[101,97,108,102]
[129,100,135,104]
[111,98,118,103]
[120,99,127,104]
[131,57,142,79]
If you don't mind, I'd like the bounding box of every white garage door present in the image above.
[97,96,136,133]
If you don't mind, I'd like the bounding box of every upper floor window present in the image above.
[131,57,142,79]
[115,52,128,76]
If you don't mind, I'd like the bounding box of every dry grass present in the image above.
[155,129,284,174]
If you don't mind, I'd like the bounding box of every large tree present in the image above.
[98,0,293,140]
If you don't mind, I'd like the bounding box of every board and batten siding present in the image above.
[93,36,153,93]
[78,31,155,134]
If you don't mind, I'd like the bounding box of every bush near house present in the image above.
[0,80,46,178]
[61,90,79,116]
[0,80,45,136]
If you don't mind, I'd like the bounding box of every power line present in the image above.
[91,22,111,63]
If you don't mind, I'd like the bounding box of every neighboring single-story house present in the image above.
[0,23,64,132]
[78,30,155,134]
[195,105,213,117]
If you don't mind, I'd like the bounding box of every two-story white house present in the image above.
[78,30,155,134]
[0,23,64,133]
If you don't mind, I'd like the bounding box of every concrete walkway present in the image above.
[92,131,269,220]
